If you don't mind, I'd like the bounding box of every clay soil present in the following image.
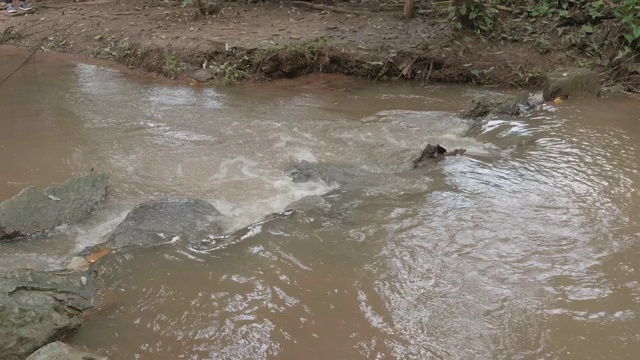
[0,0,577,86]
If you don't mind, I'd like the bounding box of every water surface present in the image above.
[1,48,639,359]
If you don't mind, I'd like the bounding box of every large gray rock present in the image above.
[0,269,96,360]
[462,94,521,119]
[543,67,600,100]
[92,198,231,251]
[26,342,107,360]
[0,173,108,241]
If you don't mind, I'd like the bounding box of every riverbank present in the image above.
[3,0,636,88]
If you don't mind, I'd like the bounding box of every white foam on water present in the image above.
[71,209,131,252]
[209,176,336,231]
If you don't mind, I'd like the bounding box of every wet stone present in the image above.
[26,341,107,360]
[0,269,96,360]
[0,173,108,241]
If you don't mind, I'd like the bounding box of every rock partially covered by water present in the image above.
[95,198,231,250]
[543,67,600,100]
[26,341,107,360]
[284,161,359,185]
[412,144,466,168]
[462,94,521,118]
[0,269,96,360]
[0,173,108,241]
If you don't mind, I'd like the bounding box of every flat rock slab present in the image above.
[0,269,96,360]
[26,341,107,360]
[0,172,108,241]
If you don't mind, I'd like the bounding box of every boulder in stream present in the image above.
[0,269,97,360]
[462,90,549,119]
[26,341,107,360]
[462,94,521,119]
[87,198,232,252]
[0,173,108,241]
[543,67,600,100]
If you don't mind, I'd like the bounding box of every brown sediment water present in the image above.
[1,48,639,359]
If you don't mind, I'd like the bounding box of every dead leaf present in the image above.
[46,194,62,201]
[85,248,112,264]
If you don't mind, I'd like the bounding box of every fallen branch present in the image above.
[395,50,430,80]
[0,46,38,87]
[290,1,372,16]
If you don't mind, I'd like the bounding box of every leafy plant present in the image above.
[449,0,499,32]
[220,62,246,84]
[615,0,640,49]
[163,52,181,78]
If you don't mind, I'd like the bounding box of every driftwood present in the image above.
[412,144,466,168]
[290,1,373,16]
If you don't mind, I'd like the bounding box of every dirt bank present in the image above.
[0,0,618,87]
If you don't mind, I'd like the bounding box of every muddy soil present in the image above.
[0,0,575,85]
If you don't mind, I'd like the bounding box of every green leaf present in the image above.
[634,26,640,40]
[624,33,635,43]
[460,4,467,16]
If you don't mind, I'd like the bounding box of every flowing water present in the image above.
[1,48,639,359]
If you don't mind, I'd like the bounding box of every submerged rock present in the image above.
[26,341,107,360]
[543,67,600,101]
[412,144,466,168]
[0,269,96,360]
[285,195,326,212]
[0,173,108,241]
[88,198,231,251]
[284,161,362,185]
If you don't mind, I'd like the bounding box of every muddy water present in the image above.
[1,49,639,359]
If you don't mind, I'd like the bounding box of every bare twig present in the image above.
[0,46,38,87]
[425,60,433,83]
[395,50,430,80]
[290,1,372,16]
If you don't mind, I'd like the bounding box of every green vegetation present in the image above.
[220,62,246,84]
[447,0,639,84]
[163,52,182,78]
[283,36,331,53]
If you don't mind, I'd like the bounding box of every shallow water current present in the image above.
[1,48,639,359]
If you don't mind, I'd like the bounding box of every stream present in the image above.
[1,48,639,359]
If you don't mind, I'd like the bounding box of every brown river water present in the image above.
[1,48,639,359]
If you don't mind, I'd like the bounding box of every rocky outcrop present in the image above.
[543,67,600,100]
[412,144,466,168]
[26,342,107,360]
[0,269,97,360]
[0,173,108,241]
[85,198,231,252]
